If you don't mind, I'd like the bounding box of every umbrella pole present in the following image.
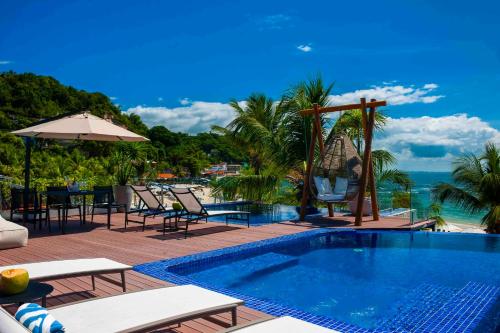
[23,137,32,223]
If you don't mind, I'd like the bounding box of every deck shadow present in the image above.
[147,225,243,240]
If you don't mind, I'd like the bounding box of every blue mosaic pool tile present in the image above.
[412,281,500,333]
[134,229,500,333]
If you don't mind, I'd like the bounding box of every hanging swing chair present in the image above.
[309,133,362,204]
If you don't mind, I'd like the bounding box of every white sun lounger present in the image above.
[49,285,243,332]
[0,258,132,291]
[221,316,340,333]
[0,285,244,333]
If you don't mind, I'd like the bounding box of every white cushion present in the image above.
[0,258,131,280]
[206,210,249,216]
[0,215,28,250]
[313,177,333,195]
[229,316,339,333]
[333,177,348,195]
[318,193,346,202]
[49,285,242,333]
[0,307,30,333]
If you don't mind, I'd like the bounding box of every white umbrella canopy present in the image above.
[12,111,148,142]
[12,111,148,224]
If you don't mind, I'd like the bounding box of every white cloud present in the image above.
[329,83,444,106]
[423,83,438,89]
[297,44,312,52]
[258,14,292,30]
[124,100,236,134]
[179,98,190,106]
[375,114,500,171]
[0,60,12,65]
[109,96,118,101]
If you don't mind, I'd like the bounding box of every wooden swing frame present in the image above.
[299,97,386,226]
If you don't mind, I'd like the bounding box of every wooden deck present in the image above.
[0,213,433,332]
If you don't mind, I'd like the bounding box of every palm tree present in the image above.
[278,76,333,170]
[428,202,446,228]
[215,93,282,174]
[212,77,334,202]
[332,109,387,154]
[433,142,500,233]
[371,149,412,190]
[332,109,412,189]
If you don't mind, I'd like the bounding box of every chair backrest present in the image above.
[93,186,114,204]
[10,188,39,210]
[46,186,70,205]
[170,187,206,215]
[130,185,164,211]
[313,176,333,196]
[333,177,348,195]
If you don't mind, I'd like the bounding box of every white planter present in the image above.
[349,196,372,216]
[113,185,133,212]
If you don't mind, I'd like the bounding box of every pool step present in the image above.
[375,283,457,332]
[411,281,499,333]
[225,252,299,288]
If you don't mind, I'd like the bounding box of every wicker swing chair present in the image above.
[309,133,363,204]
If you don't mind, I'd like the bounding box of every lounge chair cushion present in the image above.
[0,215,28,250]
[206,210,250,217]
[0,258,131,281]
[225,316,339,332]
[0,306,30,333]
[313,176,333,195]
[49,285,242,333]
[333,177,348,195]
[15,303,64,333]
[317,193,346,202]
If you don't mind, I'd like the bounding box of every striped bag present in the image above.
[15,303,65,333]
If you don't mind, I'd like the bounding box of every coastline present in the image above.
[439,219,487,234]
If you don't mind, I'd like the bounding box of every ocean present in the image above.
[401,171,484,225]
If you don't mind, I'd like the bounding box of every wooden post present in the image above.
[299,118,318,221]
[355,98,373,226]
[23,137,32,223]
[312,104,334,217]
[368,99,380,220]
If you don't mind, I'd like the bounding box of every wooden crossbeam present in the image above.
[300,100,386,115]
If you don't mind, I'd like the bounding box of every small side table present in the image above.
[0,281,53,307]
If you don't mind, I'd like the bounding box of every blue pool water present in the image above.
[136,230,500,332]
[206,203,408,226]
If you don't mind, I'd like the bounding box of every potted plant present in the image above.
[112,149,135,212]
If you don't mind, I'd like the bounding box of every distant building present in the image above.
[157,173,176,179]
[201,163,242,178]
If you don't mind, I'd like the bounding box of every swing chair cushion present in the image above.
[314,176,348,202]
[333,177,348,195]
[313,176,333,196]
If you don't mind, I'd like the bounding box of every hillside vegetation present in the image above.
[0,71,244,190]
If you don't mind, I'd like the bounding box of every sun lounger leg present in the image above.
[231,307,237,326]
[121,271,126,292]
[91,275,96,290]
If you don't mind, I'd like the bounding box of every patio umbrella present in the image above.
[11,111,149,222]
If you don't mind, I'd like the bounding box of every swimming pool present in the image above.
[205,202,413,225]
[135,230,500,332]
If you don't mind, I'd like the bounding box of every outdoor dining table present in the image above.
[41,189,114,233]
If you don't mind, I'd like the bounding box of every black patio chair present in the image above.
[90,185,126,226]
[45,186,82,232]
[10,188,44,230]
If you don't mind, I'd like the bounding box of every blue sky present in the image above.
[1,0,499,170]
